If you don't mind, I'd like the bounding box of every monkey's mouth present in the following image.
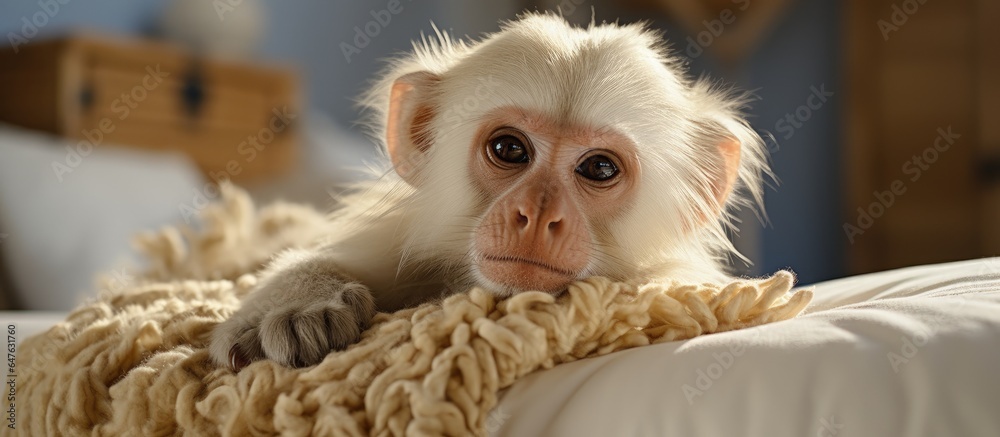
[482,255,578,276]
[477,254,581,293]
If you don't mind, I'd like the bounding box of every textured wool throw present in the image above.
[17,186,812,436]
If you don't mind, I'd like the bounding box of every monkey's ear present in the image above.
[386,71,439,184]
[711,138,742,207]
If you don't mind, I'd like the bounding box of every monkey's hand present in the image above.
[209,253,376,371]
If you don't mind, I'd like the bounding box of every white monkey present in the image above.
[211,13,769,370]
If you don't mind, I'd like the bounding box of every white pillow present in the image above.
[0,124,205,310]
[493,258,1000,436]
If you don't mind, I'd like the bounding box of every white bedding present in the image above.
[0,124,206,310]
[5,259,999,435]
[493,258,1000,437]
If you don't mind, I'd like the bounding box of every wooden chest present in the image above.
[0,34,300,182]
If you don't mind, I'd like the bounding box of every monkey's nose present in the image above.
[547,219,562,231]
[516,210,530,228]
[516,207,563,233]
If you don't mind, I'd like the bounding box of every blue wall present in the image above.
[255,0,450,124]
[742,0,844,284]
[0,0,162,35]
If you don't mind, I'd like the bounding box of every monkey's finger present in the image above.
[229,325,264,372]
[229,345,250,372]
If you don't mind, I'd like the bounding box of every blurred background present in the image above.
[0,0,995,310]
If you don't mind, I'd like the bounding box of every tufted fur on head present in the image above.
[344,12,771,289]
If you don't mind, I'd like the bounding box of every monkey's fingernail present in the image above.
[229,345,249,372]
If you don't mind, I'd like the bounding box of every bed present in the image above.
[3,111,997,436]
[493,257,1000,436]
[9,257,999,436]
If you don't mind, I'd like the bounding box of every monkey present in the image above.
[210,13,770,371]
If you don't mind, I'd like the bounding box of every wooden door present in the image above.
[845,0,998,273]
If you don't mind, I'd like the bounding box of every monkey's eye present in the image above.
[576,155,619,181]
[491,135,530,164]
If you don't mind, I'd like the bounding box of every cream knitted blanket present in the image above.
[17,186,812,436]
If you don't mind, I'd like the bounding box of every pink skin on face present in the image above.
[469,106,640,293]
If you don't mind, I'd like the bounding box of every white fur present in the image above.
[211,13,772,368]
[336,13,769,296]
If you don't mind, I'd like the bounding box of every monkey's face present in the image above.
[467,107,639,294]
[380,14,762,295]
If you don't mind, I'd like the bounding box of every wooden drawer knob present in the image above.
[181,68,205,117]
